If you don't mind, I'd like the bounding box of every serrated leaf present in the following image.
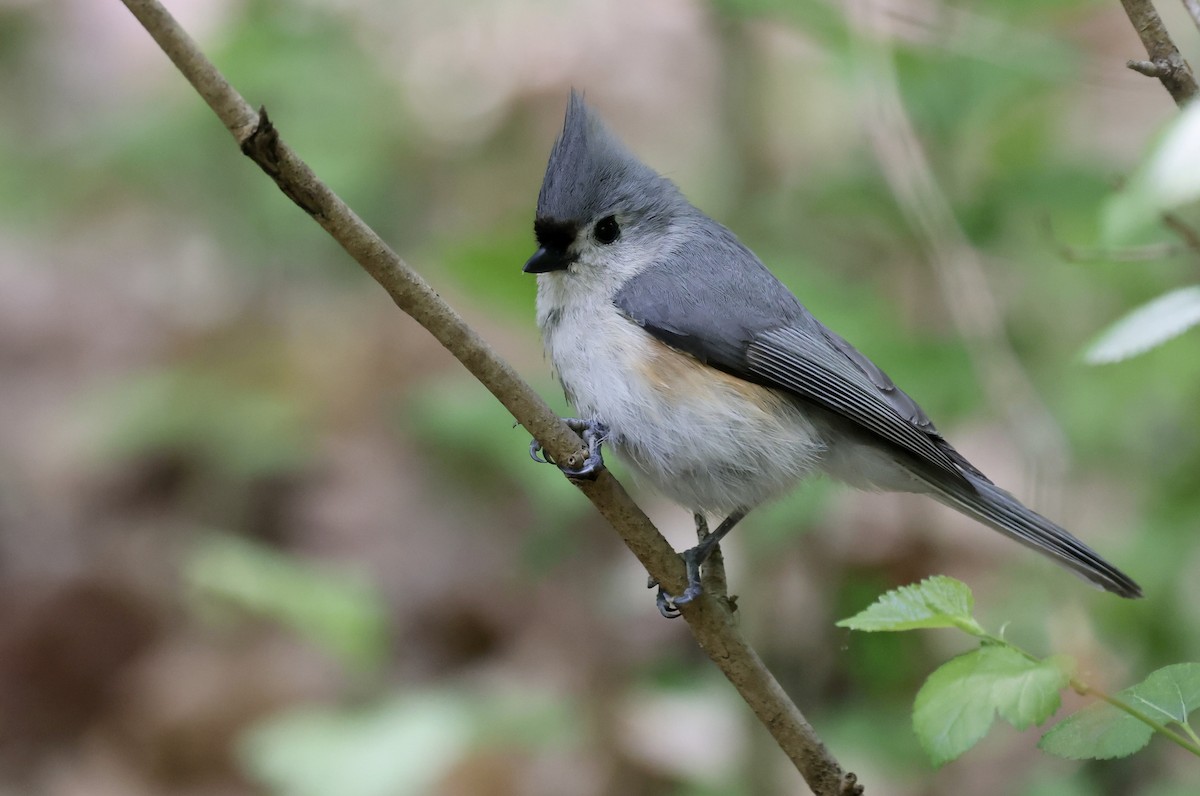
[1122,662,1200,724]
[1039,663,1200,760]
[1084,286,1200,364]
[914,647,1070,766]
[836,576,981,633]
[994,654,1076,730]
[1039,701,1152,760]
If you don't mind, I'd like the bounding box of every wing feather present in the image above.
[745,326,986,483]
[611,219,984,485]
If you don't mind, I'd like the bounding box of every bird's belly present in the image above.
[545,312,825,514]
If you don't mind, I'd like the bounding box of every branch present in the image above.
[116,1,860,793]
[1043,216,1182,262]
[1120,0,1199,106]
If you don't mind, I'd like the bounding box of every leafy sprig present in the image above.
[838,576,1200,765]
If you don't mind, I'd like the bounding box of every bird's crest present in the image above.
[536,90,672,226]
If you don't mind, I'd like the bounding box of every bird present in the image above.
[523,90,1141,615]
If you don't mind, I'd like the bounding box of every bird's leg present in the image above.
[655,508,748,618]
[654,514,708,618]
[529,418,609,479]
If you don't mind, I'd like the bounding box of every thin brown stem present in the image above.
[1119,0,1199,106]
[116,1,859,793]
[1044,216,1181,262]
[1162,212,1200,257]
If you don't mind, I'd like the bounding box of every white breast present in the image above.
[536,271,827,514]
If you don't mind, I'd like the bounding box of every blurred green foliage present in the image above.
[241,688,581,796]
[4,0,1200,794]
[89,367,314,480]
[188,532,390,673]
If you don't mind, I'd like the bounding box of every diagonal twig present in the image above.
[116,1,860,794]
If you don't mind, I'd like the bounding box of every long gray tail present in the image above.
[922,472,1142,598]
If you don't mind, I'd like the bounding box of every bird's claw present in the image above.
[656,586,680,619]
[529,418,609,480]
[648,548,705,619]
[560,418,608,479]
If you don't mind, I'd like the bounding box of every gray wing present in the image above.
[613,222,986,486]
[614,222,1146,599]
[746,325,987,483]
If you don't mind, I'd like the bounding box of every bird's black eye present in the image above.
[593,215,620,245]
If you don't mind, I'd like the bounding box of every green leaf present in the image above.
[836,576,982,634]
[1038,700,1152,760]
[1040,663,1200,760]
[1122,662,1200,725]
[994,654,1077,730]
[914,646,1071,766]
[1083,286,1200,364]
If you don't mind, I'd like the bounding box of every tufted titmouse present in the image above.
[525,91,1140,614]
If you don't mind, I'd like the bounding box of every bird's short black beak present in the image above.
[523,247,574,273]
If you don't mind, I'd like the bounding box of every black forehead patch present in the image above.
[534,218,578,252]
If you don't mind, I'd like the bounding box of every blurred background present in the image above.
[0,0,1198,794]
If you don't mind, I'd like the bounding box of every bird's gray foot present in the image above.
[651,547,705,618]
[650,510,747,618]
[655,584,680,619]
[529,418,609,480]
